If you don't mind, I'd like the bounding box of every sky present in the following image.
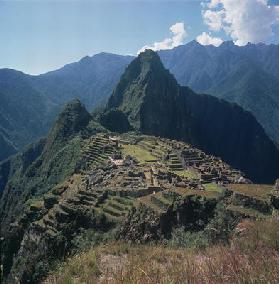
[0,0,279,75]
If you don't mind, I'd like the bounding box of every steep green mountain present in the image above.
[0,99,101,281]
[0,53,132,162]
[159,41,279,143]
[0,99,91,222]
[105,50,279,183]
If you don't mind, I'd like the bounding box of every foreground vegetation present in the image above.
[45,218,279,284]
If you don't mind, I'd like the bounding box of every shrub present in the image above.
[168,227,209,249]
[205,204,239,244]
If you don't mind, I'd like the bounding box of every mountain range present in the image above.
[0,41,279,161]
[1,50,279,282]
[159,41,279,145]
[0,54,132,160]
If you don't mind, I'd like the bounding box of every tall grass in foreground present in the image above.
[45,218,279,284]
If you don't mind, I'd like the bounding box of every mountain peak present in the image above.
[79,55,91,63]
[137,49,159,60]
[186,40,202,47]
[220,40,235,48]
[103,50,279,183]
[47,99,91,146]
[136,49,167,75]
[106,49,178,130]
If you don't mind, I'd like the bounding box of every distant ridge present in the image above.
[0,53,133,161]
[159,40,279,143]
[32,52,134,108]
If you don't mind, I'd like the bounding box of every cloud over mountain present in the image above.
[137,22,187,54]
[202,0,279,45]
[196,32,223,46]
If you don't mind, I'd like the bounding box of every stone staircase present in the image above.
[168,153,184,172]
[182,150,205,167]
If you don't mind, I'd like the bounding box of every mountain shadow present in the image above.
[159,41,279,143]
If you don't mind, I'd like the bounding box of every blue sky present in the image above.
[0,0,279,74]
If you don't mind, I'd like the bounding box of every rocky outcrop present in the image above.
[119,195,217,243]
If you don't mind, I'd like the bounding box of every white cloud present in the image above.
[207,0,221,9]
[203,10,224,31]
[202,0,279,46]
[196,32,223,46]
[137,22,187,54]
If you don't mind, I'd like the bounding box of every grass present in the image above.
[171,169,199,180]
[46,250,101,284]
[102,206,122,218]
[172,188,220,199]
[108,200,126,212]
[45,218,279,283]
[226,204,267,219]
[233,218,279,251]
[203,182,224,194]
[137,194,166,213]
[150,193,172,209]
[113,196,133,206]
[26,197,44,209]
[227,184,273,200]
[103,196,133,214]
[121,144,157,164]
